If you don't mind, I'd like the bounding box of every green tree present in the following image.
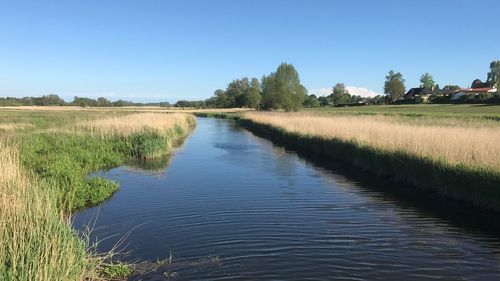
[487,60,500,90]
[332,83,346,97]
[303,94,320,107]
[318,96,331,106]
[261,63,307,111]
[443,85,461,91]
[384,70,406,100]
[97,97,111,107]
[328,83,351,105]
[420,73,436,89]
[243,78,261,108]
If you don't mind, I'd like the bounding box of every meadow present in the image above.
[307,103,500,117]
[0,107,195,280]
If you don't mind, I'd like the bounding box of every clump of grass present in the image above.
[101,262,133,279]
[0,140,96,281]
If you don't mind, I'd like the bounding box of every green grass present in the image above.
[101,262,133,279]
[306,104,500,120]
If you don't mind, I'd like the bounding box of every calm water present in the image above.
[74,117,500,280]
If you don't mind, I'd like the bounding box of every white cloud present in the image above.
[308,88,332,96]
[308,86,380,98]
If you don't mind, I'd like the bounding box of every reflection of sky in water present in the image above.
[73,117,500,281]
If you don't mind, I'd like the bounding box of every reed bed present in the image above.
[0,140,95,281]
[76,112,195,138]
[0,123,34,131]
[244,112,500,171]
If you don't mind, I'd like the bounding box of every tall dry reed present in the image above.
[0,140,95,280]
[76,112,194,138]
[244,112,500,171]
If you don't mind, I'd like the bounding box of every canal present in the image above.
[73,117,500,280]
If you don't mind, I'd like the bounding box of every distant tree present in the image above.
[303,94,320,107]
[175,100,198,108]
[261,63,307,111]
[72,96,98,107]
[443,85,461,91]
[318,96,331,106]
[97,97,111,107]
[487,60,500,90]
[384,70,406,100]
[332,83,346,97]
[112,100,133,107]
[419,73,436,90]
[243,78,261,108]
[33,94,65,106]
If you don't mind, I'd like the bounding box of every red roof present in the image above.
[458,88,494,93]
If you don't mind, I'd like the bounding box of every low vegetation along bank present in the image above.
[1,112,195,280]
[241,112,500,211]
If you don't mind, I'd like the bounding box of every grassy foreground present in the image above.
[241,111,500,211]
[0,110,195,280]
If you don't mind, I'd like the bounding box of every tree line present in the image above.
[180,62,389,110]
[0,95,171,107]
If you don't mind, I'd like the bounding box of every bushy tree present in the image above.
[243,78,261,108]
[303,94,320,107]
[420,73,436,89]
[261,63,307,111]
[384,70,406,100]
[97,97,111,107]
[487,60,500,90]
[443,85,461,91]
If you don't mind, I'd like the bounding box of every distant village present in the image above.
[403,78,497,103]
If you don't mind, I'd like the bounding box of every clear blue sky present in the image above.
[0,0,498,102]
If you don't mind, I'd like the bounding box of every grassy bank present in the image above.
[241,112,500,211]
[0,140,96,280]
[20,112,195,211]
[0,111,195,280]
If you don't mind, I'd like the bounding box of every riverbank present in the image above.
[238,112,500,212]
[1,111,195,280]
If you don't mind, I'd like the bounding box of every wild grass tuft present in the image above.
[0,140,96,281]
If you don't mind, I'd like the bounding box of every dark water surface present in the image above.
[74,117,500,280]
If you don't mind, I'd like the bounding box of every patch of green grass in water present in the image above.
[101,262,133,279]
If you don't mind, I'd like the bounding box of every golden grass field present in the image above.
[76,112,194,138]
[244,112,500,172]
